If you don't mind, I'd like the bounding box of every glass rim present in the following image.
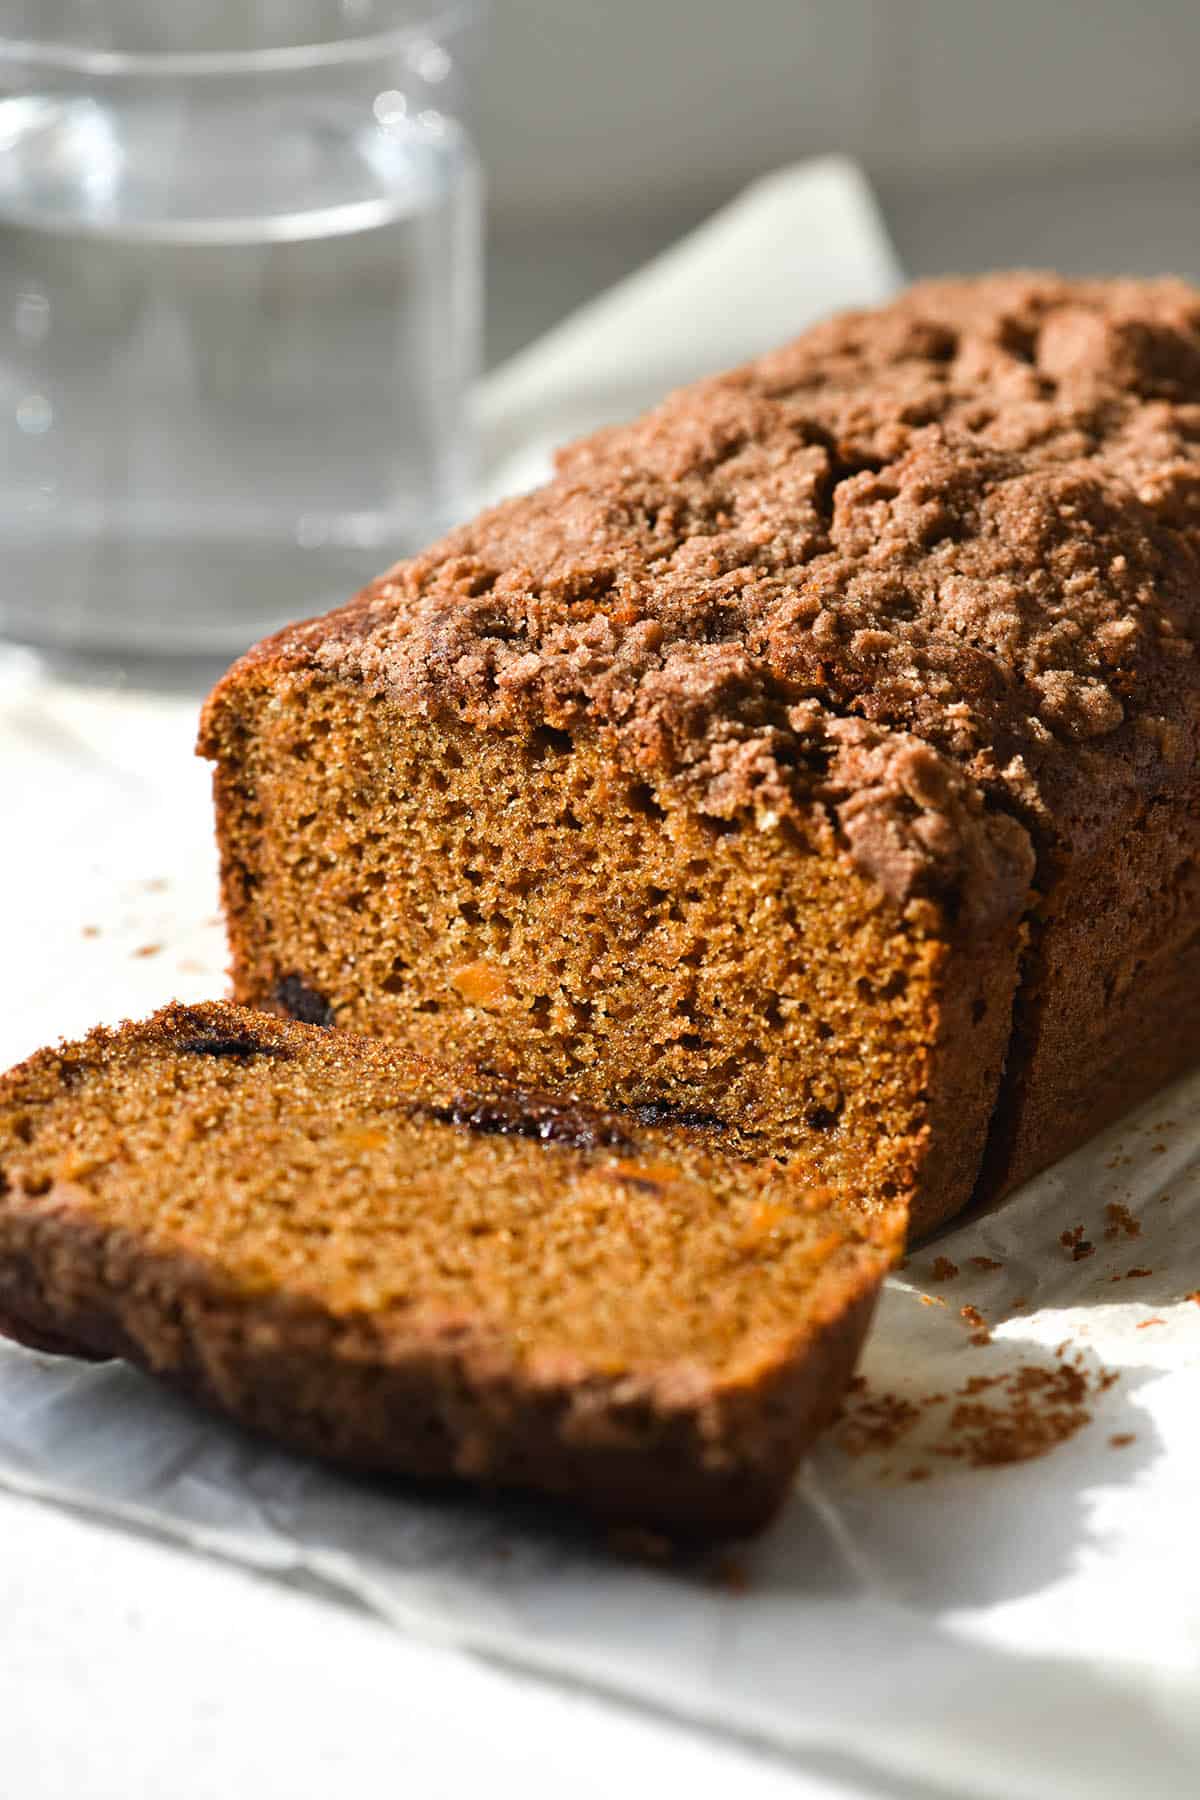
[0,1,484,78]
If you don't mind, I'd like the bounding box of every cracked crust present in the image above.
[207,273,1200,896]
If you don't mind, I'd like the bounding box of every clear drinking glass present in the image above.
[0,2,483,660]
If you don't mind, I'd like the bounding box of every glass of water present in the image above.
[0,2,483,660]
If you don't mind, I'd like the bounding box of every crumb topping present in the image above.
[216,275,1200,927]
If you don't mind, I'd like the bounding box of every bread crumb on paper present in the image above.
[1104,1203,1142,1240]
[960,1304,992,1346]
[1060,1224,1094,1260]
[836,1351,1121,1474]
[835,1390,923,1457]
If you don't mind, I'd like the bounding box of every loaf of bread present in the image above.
[200,274,1200,1238]
[0,1003,897,1537]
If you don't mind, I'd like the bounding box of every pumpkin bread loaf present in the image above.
[200,274,1200,1236]
[0,1003,899,1538]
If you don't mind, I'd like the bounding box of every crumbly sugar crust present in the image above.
[218,274,1200,921]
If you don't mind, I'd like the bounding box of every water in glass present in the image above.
[0,57,481,655]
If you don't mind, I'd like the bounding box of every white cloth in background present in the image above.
[2,155,1199,1800]
[476,156,902,501]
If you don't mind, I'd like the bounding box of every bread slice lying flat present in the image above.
[0,1002,899,1538]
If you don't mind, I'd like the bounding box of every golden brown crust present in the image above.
[0,1004,896,1539]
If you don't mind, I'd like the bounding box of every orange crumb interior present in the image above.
[0,1010,898,1376]
[206,674,1014,1227]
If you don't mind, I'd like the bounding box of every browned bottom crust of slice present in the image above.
[0,1003,898,1540]
[0,1224,880,1539]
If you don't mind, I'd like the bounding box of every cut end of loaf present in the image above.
[200,668,1025,1236]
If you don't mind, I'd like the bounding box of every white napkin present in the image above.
[3,156,1200,1800]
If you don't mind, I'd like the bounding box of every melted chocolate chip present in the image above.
[274,975,334,1027]
[179,1032,290,1062]
[633,1100,726,1132]
[433,1091,635,1153]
